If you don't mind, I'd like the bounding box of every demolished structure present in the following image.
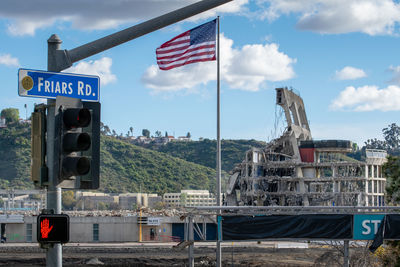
[226,88,386,207]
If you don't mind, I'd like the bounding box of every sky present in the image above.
[1,0,400,146]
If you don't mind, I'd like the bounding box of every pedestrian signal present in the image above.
[37,214,69,243]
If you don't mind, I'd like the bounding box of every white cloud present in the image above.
[141,63,215,93]
[2,0,400,37]
[65,57,116,86]
[256,0,400,35]
[256,0,317,21]
[187,0,249,22]
[335,66,366,80]
[0,0,247,36]
[388,65,400,85]
[330,85,400,111]
[7,19,57,36]
[0,53,19,67]
[141,35,296,93]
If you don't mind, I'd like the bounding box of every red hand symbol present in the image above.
[41,218,53,238]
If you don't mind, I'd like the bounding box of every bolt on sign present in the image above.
[37,214,70,244]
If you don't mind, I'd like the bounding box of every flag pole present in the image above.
[216,16,221,209]
[216,16,222,267]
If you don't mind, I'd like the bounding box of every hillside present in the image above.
[0,122,217,194]
[0,121,31,189]
[100,136,217,194]
[134,139,267,172]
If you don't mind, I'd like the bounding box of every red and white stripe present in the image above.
[156,31,216,70]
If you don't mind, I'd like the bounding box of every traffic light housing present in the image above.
[37,214,69,244]
[55,96,100,189]
[31,104,48,187]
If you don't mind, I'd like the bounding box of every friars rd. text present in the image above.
[18,68,100,102]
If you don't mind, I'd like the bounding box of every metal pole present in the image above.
[51,0,233,71]
[203,220,207,241]
[216,16,222,267]
[343,240,349,267]
[184,217,188,241]
[188,216,194,267]
[46,34,62,267]
[68,0,231,63]
[139,208,142,242]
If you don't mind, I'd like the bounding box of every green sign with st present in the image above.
[353,214,384,240]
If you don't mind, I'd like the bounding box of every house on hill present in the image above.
[0,117,6,128]
[177,136,191,142]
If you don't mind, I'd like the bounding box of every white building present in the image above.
[0,117,6,128]
[163,190,216,207]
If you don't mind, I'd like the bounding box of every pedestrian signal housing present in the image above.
[37,214,69,243]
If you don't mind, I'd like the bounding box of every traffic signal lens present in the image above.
[77,157,90,175]
[63,108,91,128]
[77,133,91,150]
[62,157,90,177]
[77,109,91,127]
[63,132,91,152]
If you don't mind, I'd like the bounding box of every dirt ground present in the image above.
[0,242,382,266]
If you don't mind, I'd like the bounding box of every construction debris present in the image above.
[225,88,387,207]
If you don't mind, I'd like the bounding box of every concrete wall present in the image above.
[71,216,138,242]
[5,223,26,242]
[6,215,181,243]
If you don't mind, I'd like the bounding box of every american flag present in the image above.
[156,19,216,70]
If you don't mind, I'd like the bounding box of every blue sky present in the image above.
[1,0,400,146]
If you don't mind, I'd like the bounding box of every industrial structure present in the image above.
[225,88,387,207]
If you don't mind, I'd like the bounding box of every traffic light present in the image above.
[55,96,100,189]
[61,107,91,178]
[37,214,69,243]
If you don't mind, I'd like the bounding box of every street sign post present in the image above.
[18,68,100,102]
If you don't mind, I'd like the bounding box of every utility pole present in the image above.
[44,0,233,266]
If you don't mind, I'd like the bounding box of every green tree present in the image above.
[186,132,191,138]
[383,123,400,153]
[364,138,387,150]
[1,108,19,123]
[62,191,77,210]
[381,156,400,265]
[155,130,162,138]
[384,156,400,203]
[142,129,150,138]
